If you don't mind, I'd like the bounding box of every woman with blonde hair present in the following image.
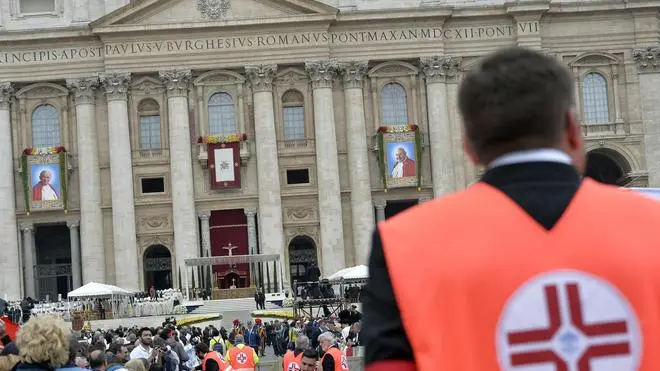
[14,315,72,371]
[0,354,20,371]
[124,358,147,371]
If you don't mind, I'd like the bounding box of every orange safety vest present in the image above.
[380,179,660,371]
[321,347,349,371]
[282,350,303,371]
[202,351,233,371]
[228,345,256,371]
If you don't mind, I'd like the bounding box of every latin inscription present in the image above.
[0,22,539,65]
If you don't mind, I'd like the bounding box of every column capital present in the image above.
[0,82,13,110]
[244,207,257,217]
[633,47,660,73]
[418,195,432,203]
[306,60,339,89]
[245,64,277,93]
[100,73,131,101]
[67,220,80,229]
[20,223,33,232]
[198,211,211,220]
[374,199,387,209]
[66,77,99,106]
[420,56,462,84]
[159,69,192,97]
[338,61,369,89]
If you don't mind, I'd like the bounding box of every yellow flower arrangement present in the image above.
[176,313,223,326]
[250,309,295,320]
[197,133,248,144]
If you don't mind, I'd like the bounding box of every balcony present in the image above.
[277,139,315,155]
[197,141,251,169]
[132,148,169,164]
[581,121,641,138]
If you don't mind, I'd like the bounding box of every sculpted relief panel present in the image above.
[136,215,172,232]
[285,207,316,221]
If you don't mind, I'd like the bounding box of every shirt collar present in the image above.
[488,148,571,169]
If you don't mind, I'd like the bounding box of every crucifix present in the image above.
[223,243,238,270]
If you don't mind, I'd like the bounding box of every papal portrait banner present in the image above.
[199,133,247,190]
[377,125,422,190]
[21,146,68,214]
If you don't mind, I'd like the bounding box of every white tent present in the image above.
[327,265,369,280]
[67,282,132,299]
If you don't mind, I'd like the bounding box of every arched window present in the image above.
[31,104,60,147]
[282,90,305,140]
[380,83,408,125]
[208,92,236,135]
[582,72,610,124]
[138,99,161,150]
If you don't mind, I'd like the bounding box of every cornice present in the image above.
[0,26,94,43]
[336,7,452,22]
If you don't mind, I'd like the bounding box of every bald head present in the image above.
[89,349,105,370]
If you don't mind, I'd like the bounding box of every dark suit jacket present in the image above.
[361,161,582,367]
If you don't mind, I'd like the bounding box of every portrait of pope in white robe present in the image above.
[32,169,60,201]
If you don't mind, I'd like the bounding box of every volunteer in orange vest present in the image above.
[318,332,349,371]
[225,334,259,371]
[195,343,233,371]
[362,46,660,371]
[282,335,310,371]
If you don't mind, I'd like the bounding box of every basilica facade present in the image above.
[0,0,659,300]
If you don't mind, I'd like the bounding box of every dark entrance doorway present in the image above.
[385,199,419,219]
[288,236,319,286]
[143,245,173,291]
[585,149,630,186]
[35,224,71,301]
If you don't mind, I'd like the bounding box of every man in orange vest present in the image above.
[225,334,258,371]
[362,46,660,371]
[318,332,349,371]
[283,335,310,371]
[195,343,233,371]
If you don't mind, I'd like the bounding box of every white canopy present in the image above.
[327,265,369,280]
[67,282,132,298]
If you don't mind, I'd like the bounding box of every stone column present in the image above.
[338,61,374,265]
[634,47,660,186]
[374,200,387,222]
[198,211,211,288]
[67,77,106,284]
[420,56,461,197]
[245,64,286,292]
[100,73,139,291]
[244,207,258,285]
[0,83,20,300]
[67,221,82,289]
[21,224,36,299]
[160,70,199,291]
[306,61,346,275]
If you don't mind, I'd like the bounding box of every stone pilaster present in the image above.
[374,200,387,222]
[66,77,106,284]
[245,64,286,292]
[160,70,199,291]
[339,61,374,265]
[198,211,212,288]
[244,207,258,285]
[420,56,461,197]
[21,224,35,299]
[634,47,660,186]
[306,61,346,275]
[100,73,140,291]
[67,221,82,289]
[0,82,20,300]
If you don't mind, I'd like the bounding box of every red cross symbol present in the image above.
[236,352,248,364]
[497,271,641,371]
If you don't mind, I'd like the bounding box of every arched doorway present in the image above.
[223,273,241,289]
[143,245,172,291]
[288,236,319,286]
[585,148,631,186]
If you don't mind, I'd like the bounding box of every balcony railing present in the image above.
[277,139,315,154]
[581,121,639,137]
[132,148,170,162]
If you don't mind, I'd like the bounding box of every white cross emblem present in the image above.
[496,270,642,371]
[236,351,248,365]
[287,362,301,371]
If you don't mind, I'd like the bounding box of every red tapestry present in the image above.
[210,209,250,288]
[208,142,241,189]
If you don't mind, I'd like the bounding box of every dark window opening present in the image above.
[286,169,310,185]
[141,177,165,193]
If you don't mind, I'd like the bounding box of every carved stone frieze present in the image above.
[66,77,99,106]
[159,70,192,97]
[245,64,278,92]
[197,0,231,20]
[138,234,174,250]
[285,226,318,241]
[338,61,369,89]
[420,56,462,83]
[0,82,13,110]
[276,69,308,86]
[306,61,339,89]
[137,215,171,230]
[132,77,165,96]
[633,47,660,72]
[100,73,131,101]
[286,207,315,220]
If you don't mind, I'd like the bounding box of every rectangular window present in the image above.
[282,106,305,140]
[286,169,310,185]
[139,115,162,150]
[141,177,165,194]
[20,0,55,13]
